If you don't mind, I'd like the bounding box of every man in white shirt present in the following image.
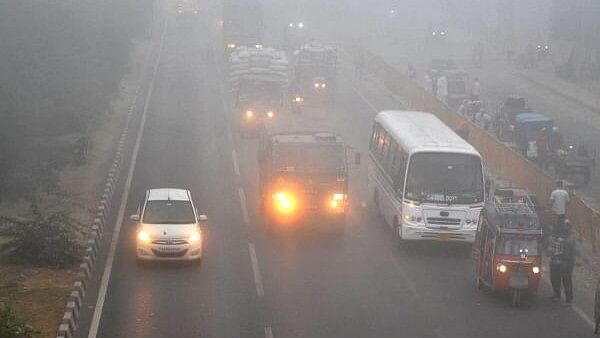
[550,180,570,231]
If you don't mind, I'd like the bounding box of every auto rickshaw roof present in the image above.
[514,112,553,124]
[484,187,541,232]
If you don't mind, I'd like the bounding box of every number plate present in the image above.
[158,246,182,252]
[437,233,449,241]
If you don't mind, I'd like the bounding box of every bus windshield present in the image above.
[404,152,483,204]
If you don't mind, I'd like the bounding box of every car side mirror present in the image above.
[199,214,208,223]
[130,214,140,222]
[354,152,361,166]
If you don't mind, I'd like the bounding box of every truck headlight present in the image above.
[329,193,346,209]
[273,192,296,214]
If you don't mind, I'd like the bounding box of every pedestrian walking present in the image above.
[424,73,433,93]
[470,77,481,101]
[548,220,576,304]
[550,180,570,231]
[536,127,549,169]
[436,75,448,104]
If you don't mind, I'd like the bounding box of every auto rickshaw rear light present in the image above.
[532,266,540,274]
[496,263,507,273]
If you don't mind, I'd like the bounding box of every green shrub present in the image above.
[0,302,38,338]
[0,205,83,268]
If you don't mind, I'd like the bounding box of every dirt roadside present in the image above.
[0,37,151,337]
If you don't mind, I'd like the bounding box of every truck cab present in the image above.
[257,131,352,231]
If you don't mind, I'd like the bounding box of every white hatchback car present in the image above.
[131,188,207,262]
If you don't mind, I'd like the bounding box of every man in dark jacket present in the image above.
[549,220,576,304]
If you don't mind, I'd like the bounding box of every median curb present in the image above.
[54,75,144,338]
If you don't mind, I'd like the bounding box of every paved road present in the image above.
[75,3,596,338]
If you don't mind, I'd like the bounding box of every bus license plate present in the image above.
[437,234,449,241]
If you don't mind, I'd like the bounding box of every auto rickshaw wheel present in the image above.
[511,289,522,307]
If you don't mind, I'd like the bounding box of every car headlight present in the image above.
[138,230,151,243]
[227,43,236,49]
[321,83,327,88]
[298,22,304,28]
[314,83,320,88]
[294,96,304,102]
[255,44,263,49]
[189,231,201,243]
[267,111,274,118]
[497,263,507,273]
[532,266,540,274]
[245,110,254,118]
[273,192,296,214]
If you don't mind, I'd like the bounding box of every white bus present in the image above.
[368,111,485,243]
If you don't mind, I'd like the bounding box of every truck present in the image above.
[257,131,358,232]
[291,41,338,103]
[229,46,289,136]
[222,0,265,54]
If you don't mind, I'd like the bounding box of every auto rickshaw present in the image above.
[473,184,543,307]
[512,112,554,160]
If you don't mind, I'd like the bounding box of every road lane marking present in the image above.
[232,149,240,176]
[87,15,168,338]
[238,187,250,225]
[542,274,594,328]
[264,326,274,338]
[248,243,265,297]
[352,86,379,114]
[387,251,419,297]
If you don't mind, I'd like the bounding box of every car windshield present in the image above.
[497,237,539,256]
[405,152,484,204]
[273,144,345,172]
[142,200,196,224]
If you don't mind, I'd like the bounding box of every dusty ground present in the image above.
[0,39,150,337]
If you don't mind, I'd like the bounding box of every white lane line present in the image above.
[264,326,274,338]
[87,16,168,338]
[238,187,250,225]
[387,251,419,298]
[231,149,240,176]
[248,243,265,297]
[541,274,595,328]
[352,86,379,114]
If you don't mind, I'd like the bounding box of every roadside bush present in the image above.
[0,206,83,268]
[0,302,38,338]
